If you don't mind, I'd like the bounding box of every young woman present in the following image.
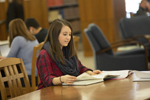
[36,19,101,90]
[0,18,39,83]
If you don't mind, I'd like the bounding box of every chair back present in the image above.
[0,58,31,100]
[119,16,150,44]
[84,24,113,69]
[73,36,80,50]
[31,42,44,91]
[87,23,113,54]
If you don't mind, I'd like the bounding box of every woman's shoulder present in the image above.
[12,36,26,43]
[40,49,47,54]
[40,49,51,57]
[14,36,25,40]
[39,49,54,61]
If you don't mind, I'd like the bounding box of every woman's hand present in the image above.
[61,75,77,85]
[92,70,102,75]
[0,56,6,61]
[86,70,102,75]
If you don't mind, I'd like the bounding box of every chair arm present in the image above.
[96,40,148,55]
[129,35,150,57]
[111,35,150,47]
[110,38,134,46]
[132,35,150,39]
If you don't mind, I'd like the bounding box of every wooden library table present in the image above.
[9,74,150,100]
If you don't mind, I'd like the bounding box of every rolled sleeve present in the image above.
[78,60,93,74]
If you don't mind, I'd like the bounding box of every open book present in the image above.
[62,70,132,86]
[133,71,150,82]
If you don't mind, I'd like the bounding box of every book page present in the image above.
[77,72,120,81]
[77,72,101,81]
[62,70,130,86]
[102,70,132,79]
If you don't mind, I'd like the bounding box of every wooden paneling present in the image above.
[0,1,8,40]
[112,0,126,41]
[23,1,31,19]
[79,0,125,56]
[23,0,49,29]
[79,0,106,21]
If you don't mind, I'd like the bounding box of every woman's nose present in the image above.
[67,35,71,39]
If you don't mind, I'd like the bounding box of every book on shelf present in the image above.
[63,7,79,19]
[133,70,150,82]
[47,0,63,7]
[59,9,64,19]
[48,10,60,22]
[70,20,80,33]
[62,70,132,86]
[63,0,78,5]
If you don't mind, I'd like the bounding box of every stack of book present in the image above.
[133,71,150,82]
[70,20,80,33]
[63,7,79,19]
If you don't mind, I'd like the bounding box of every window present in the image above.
[125,0,142,18]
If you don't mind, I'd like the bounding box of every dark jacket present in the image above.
[35,28,48,43]
[6,1,24,32]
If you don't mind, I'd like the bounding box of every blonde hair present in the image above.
[9,18,36,47]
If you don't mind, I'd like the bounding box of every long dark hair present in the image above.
[44,19,78,65]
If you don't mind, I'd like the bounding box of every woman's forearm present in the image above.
[52,77,62,85]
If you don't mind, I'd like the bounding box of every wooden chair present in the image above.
[73,36,80,50]
[0,58,31,100]
[31,42,44,91]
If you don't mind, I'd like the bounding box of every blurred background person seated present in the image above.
[6,0,24,32]
[135,0,150,16]
[25,18,48,43]
[0,18,39,85]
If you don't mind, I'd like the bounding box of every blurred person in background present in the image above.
[0,18,39,85]
[25,18,48,43]
[135,0,150,16]
[6,0,24,32]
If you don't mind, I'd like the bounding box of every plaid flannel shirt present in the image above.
[36,49,92,90]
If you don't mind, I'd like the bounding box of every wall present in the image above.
[0,1,8,40]
[23,0,49,29]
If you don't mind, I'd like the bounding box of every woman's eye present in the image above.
[63,34,67,36]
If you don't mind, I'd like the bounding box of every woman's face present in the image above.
[58,25,71,49]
